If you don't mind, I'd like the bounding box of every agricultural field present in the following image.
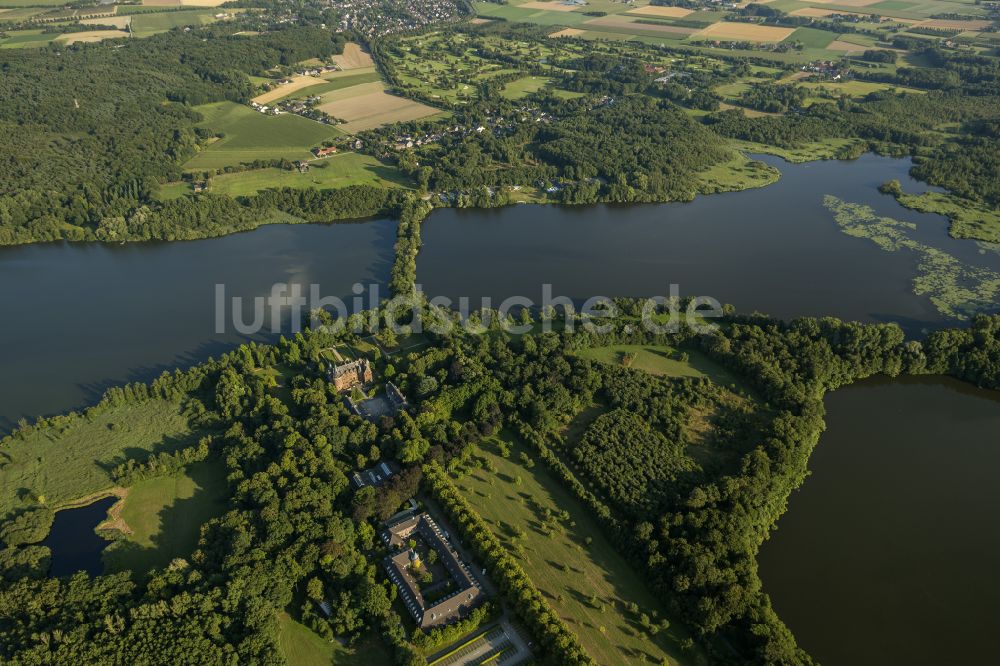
[314,81,441,133]
[207,153,411,197]
[470,0,998,61]
[0,30,56,49]
[331,41,376,70]
[102,458,229,575]
[0,399,203,520]
[130,9,222,36]
[185,101,343,170]
[252,75,330,105]
[693,21,797,42]
[57,30,130,44]
[263,70,383,104]
[453,434,703,665]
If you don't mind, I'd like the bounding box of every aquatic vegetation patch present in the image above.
[825,196,1000,320]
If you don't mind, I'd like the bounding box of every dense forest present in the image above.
[0,26,355,245]
[2,292,996,664]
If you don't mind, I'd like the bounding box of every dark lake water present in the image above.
[2,155,998,433]
[418,154,1000,329]
[0,221,395,432]
[757,376,1000,666]
[41,496,118,577]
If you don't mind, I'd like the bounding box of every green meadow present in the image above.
[103,458,229,575]
[454,434,704,665]
[206,152,411,196]
[276,612,393,666]
[0,399,202,519]
[185,101,344,170]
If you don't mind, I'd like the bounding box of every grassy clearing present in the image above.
[276,612,393,666]
[501,75,552,99]
[206,153,411,196]
[0,399,201,520]
[696,152,781,193]
[454,434,703,665]
[103,458,229,575]
[575,344,741,386]
[185,101,343,170]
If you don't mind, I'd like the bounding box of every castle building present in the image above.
[327,358,373,392]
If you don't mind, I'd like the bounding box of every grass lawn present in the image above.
[0,29,56,48]
[276,612,393,666]
[695,153,781,194]
[103,458,229,575]
[207,153,411,196]
[501,75,552,99]
[576,344,742,386]
[454,434,705,665]
[0,399,202,520]
[185,101,343,170]
[155,181,193,200]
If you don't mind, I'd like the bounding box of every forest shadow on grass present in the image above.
[102,459,228,577]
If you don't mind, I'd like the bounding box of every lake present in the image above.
[41,496,119,577]
[0,220,395,432]
[2,154,998,432]
[757,376,1000,666]
[418,154,999,328]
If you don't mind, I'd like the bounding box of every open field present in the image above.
[331,41,375,70]
[57,30,130,44]
[625,5,693,17]
[0,30,56,48]
[252,75,329,105]
[207,153,410,196]
[103,458,229,575]
[277,612,393,666]
[315,81,440,133]
[549,27,585,37]
[81,15,132,28]
[576,344,742,386]
[454,434,702,665]
[584,16,698,36]
[519,0,580,10]
[185,101,343,170]
[0,0,65,6]
[130,9,217,35]
[501,75,553,99]
[919,17,992,29]
[0,399,202,520]
[271,70,382,103]
[693,21,796,42]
